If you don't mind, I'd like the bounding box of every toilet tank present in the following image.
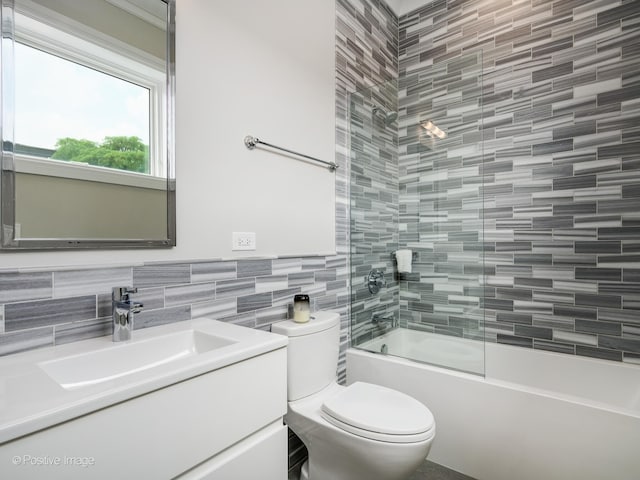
[271,311,340,401]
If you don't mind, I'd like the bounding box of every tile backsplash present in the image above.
[0,256,348,366]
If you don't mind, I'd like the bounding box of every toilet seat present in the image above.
[320,382,435,443]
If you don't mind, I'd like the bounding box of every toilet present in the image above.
[272,311,435,480]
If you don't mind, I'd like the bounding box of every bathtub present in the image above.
[346,329,640,480]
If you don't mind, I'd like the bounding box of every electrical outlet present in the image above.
[232,232,256,251]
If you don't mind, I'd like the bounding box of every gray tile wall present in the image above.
[349,83,401,343]
[0,256,347,357]
[397,0,640,363]
[398,52,486,341]
[337,0,402,346]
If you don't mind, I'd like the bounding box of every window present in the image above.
[13,5,166,182]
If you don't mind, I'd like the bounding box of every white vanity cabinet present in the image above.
[0,319,288,480]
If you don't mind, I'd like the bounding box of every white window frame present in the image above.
[13,0,167,187]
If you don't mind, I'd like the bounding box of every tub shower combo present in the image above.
[346,53,640,480]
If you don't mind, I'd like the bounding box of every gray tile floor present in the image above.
[409,460,476,480]
[289,459,476,480]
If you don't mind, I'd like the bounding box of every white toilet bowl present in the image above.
[286,381,435,480]
[272,312,436,480]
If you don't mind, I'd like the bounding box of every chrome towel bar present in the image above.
[244,135,338,172]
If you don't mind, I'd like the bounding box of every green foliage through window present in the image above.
[52,136,149,173]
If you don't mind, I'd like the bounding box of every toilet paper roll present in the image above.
[395,249,412,273]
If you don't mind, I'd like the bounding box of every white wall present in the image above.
[177,0,336,259]
[2,0,336,268]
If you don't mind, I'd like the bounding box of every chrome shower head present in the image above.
[386,110,398,123]
[373,106,397,125]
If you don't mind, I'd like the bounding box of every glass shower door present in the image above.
[349,53,486,375]
[397,52,485,374]
[348,79,400,348]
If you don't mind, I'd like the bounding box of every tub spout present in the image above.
[372,312,396,330]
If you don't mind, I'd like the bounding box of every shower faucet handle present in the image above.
[366,269,387,294]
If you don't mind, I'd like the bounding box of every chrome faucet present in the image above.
[112,287,143,342]
[372,312,397,330]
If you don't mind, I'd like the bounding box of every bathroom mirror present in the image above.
[0,0,176,249]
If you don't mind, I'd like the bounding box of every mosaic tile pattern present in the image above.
[397,0,640,363]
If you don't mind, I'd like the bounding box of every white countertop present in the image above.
[0,318,287,444]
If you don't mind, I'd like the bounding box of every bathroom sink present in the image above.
[0,317,288,445]
[38,330,237,390]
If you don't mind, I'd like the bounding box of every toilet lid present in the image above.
[321,382,435,443]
